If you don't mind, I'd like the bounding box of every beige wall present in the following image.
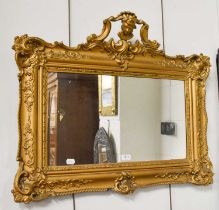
[119,77,162,161]
[159,80,186,160]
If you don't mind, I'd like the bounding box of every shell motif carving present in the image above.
[114,172,136,194]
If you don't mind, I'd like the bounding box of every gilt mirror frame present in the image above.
[12,11,213,203]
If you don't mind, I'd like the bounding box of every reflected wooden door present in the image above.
[48,73,99,166]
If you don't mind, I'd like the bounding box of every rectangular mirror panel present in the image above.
[47,72,186,166]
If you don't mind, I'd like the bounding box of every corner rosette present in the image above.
[191,159,213,185]
[12,163,48,203]
[186,54,211,80]
[12,35,50,68]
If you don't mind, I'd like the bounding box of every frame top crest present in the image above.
[13,11,210,79]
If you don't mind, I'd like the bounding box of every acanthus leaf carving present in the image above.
[23,119,34,167]
[13,34,49,68]
[14,35,48,167]
[46,179,93,190]
[114,172,136,194]
[12,162,47,203]
[155,160,213,185]
[190,160,213,185]
[185,54,211,80]
[46,49,87,60]
[154,54,210,80]
[12,162,93,203]
[78,11,163,70]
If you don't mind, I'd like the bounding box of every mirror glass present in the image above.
[101,75,113,107]
[47,72,186,166]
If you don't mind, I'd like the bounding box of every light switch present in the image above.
[121,154,132,161]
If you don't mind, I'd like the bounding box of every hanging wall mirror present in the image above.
[12,11,213,203]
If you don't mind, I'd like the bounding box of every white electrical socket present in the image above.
[121,154,132,161]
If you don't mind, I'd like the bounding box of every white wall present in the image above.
[163,1,219,210]
[0,1,73,210]
[0,0,218,210]
[160,80,186,160]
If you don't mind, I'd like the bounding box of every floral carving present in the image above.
[46,179,93,190]
[22,65,35,113]
[78,11,163,70]
[155,159,213,185]
[154,54,210,81]
[23,119,34,167]
[114,172,136,194]
[46,50,87,60]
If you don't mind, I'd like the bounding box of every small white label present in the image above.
[66,158,75,165]
[121,154,132,161]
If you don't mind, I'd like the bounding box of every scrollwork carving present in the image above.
[12,162,93,203]
[12,162,47,203]
[186,54,210,80]
[46,179,93,190]
[46,50,87,60]
[23,119,34,167]
[78,11,163,70]
[155,171,190,181]
[155,159,213,185]
[13,35,49,68]
[154,54,210,80]
[114,172,136,194]
[190,160,213,185]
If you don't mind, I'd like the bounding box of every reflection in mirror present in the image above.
[47,72,186,166]
[98,75,117,116]
[101,75,113,107]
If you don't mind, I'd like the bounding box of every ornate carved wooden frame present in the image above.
[12,11,213,203]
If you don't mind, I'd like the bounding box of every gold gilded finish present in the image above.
[114,172,136,194]
[98,75,117,116]
[12,12,213,203]
[79,11,162,70]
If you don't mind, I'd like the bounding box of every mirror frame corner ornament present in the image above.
[12,11,213,203]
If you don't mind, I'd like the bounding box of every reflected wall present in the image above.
[47,72,186,166]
